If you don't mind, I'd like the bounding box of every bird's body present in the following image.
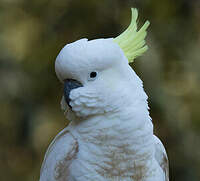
[40,112,168,181]
[39,8,169,181]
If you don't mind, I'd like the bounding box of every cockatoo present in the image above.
[39,8,169,181]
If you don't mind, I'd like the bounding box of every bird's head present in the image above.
[55,8,150,119]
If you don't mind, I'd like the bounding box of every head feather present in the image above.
[113,8,150,63]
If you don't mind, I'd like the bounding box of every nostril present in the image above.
[63,79,83,108]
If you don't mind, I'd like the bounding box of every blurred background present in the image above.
[0,0,200,180]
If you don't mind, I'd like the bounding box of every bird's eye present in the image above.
[90,72,97,78]
[88,71,98,81]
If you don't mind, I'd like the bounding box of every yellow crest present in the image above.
[113,8,150,63]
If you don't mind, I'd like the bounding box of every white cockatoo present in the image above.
[39,8,169,181]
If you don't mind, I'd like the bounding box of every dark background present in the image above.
[1,0,200,180]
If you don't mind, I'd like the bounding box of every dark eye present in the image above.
[90,72,97,78]
[88,71,98,81]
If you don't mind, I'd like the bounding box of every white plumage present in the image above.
[39,38,169,181]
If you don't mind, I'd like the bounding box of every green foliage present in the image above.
[0,0,200,180]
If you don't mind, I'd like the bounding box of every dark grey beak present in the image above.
[64,79,83,108]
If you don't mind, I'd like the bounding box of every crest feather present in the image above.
[113,8,150,63]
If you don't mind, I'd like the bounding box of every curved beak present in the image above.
[63,79,83,108]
